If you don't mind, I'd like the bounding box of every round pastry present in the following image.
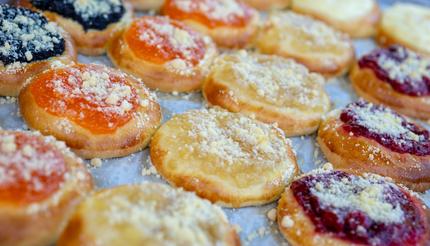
[0,4,75,96]
[19,63,162,159]
[203,50,330,136]
[317,100,430,192]
[150,108,298,207]
[17,0,132,56]
[242,0,290,11]
[290,0,381,38]
[161,0,260,48]
[254,11,354,77]
[377,3,430,56]
[127,0,163,11]
[107,16,217,92]
[0,130,93,246]
[351,45,430,120]
[277,165,430,246]
[58,183,240,246]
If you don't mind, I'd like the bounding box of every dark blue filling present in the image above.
[30,0,126,31]
[0,4,65,65]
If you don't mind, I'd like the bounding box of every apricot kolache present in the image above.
[107,16,217,92]
[161,0,260,48]
[0,130,92,246]
[19,63,161,159]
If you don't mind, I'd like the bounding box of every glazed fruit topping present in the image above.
[291,170,428,246]
[340,100,430,156]
[359,45,430,96]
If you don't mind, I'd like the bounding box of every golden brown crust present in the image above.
[291,0,381,38]
[350,63,430,120]
[107,26,217,92]
[0,29,76,96]
[18,66,162,159]
[150,108,298,208]
[17,0,133,56]
[254,11,355,77]
[58,183,240,246]
[0,131,93,246]
[126,0,164,11]
[242,0,290,11]
[202,52,330,136]
[317,115,430,192]
[376,3,430,56]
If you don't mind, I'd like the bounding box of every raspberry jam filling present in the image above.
[340,101,430,156]
[0,132,66,204]
[30,0,125,31]
[358,45,430,96]
[291,171,428,246]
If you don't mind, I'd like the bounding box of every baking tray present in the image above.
[1,0,429,245]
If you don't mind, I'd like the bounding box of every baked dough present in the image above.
[107,16,217,92]
[317,100,430,192]
[19,63,162,159]
[0,4,76,96]
[291,0,381,38]
[277,164,430,246]
[377,3,430,56]
[161,0,260,48]
[150,108,298,207]
[203,50,330,136]
[0,130,93,246]
[17,0,133,56]
[254,11,354,77]
[127,0,164,11]
[58,183,240,246]
[241,0,290,11]
[351,45,430,119]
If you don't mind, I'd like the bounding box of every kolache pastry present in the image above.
[242,0,290,11]
[107,16,217,92]
[377,3,430,56]
[127,0,164,11]
[0,130,92,246]
[351,45,430,120]
[0,4,75,96]
[150,108,298,208]
[203,50,330,136]
[255,11,354,77]
[277,164,430,246]
[58,183,240,246]
[17,0,132,56]
[291,0,381,38]
[19,63,162,159]
[317,100,430,192]
[161,0,260,48]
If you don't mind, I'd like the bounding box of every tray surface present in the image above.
[0,0,429,245]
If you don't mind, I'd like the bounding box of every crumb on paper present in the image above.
[90,158,102,168]
[267,208,277,221]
